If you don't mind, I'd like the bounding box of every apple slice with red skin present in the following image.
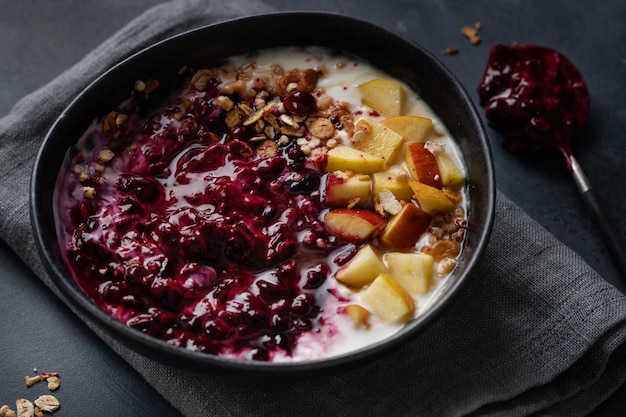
[404,142,442,188]
[324,171,371,208]
[324,208,387,244]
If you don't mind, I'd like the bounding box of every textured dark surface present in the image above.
[0,0,624,415]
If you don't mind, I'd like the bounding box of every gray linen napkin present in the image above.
[1,0,625,416]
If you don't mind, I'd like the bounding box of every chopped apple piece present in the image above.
[404,142,442,188]
[358,79,406,116]
[384,252,434,294]
[409,181,457,215]
[381,116,434,143]
[324,208,386,244]
[336,243,388,287]
[353,118,405,164]
[380,203,432,248]
[435,152,465,187]
[372,167,413,202]
[344,304,371,328]
[324,145,386,174]
[324,171,371,207]
[361,273,415,323]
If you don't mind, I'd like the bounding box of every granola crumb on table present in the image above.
[1,370,62,417]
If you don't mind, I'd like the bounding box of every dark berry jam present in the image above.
[477,44,589,161]
[55,66,353,362]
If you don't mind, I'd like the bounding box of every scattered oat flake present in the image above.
[442,47,459,55]
[14,399,34,417]
[46,376,61,391]
[33,396,59,414]
[0,405,17,417]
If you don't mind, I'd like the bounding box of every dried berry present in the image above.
[283,90,317,116]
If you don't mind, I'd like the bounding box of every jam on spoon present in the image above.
[478,43,626,278]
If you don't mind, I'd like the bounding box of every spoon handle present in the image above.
[570,155,626,279]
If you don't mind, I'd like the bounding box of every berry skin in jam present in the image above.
[477,44,590,163]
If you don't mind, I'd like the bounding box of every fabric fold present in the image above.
[1,1,625,416]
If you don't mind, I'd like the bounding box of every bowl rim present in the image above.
[30,11,495,379]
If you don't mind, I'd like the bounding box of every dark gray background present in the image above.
[1,1,624,415]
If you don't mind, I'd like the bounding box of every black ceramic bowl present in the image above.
[30,12,495,379]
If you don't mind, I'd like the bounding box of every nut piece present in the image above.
[190,69,212,91]
[300,68,318,92]
[23,375,41,387]
[307,118,335,140]
[0,405,16,417]
[33,396,59,414]
[46,376,61,391]
[143,79,160,95]
[82,186,96,199]
[215,95,234,111]
[461,23,481,45]
[115,113,129,130]
[96,148,115,163]
[437,258,458,277]
[225,109,243,129]
[14,399,33,417]
[256,140,278,157]
[102,111,119,134]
